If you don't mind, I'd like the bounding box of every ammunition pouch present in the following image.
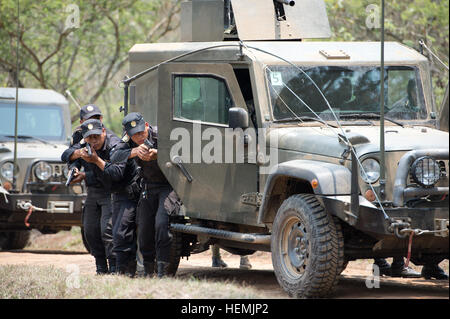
[125,180,142,201]
[164,190,182,216]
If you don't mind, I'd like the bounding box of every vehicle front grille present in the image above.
[25,161,85,195]
[29,162,67,184]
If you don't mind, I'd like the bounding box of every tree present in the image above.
[0,0,181,130]
[324,0,449,109]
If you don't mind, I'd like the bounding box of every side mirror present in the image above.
[229,107,248,129]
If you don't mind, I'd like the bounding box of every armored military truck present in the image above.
[125,0,448,298]
[0,88,85,250]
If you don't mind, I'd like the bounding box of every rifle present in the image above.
[65,167,77,186]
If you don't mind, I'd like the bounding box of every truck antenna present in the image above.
[66,89,81,110]
[65,89,82,110]
[379,0,386,200]
[12,0,20,190]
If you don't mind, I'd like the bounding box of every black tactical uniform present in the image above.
[61,105,116,274]
[64,119,138,274]
[108,143,140,277]
[112,112,180,278]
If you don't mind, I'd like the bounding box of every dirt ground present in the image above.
[0,247,448,299]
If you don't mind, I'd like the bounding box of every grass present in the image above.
[26,227,87,252]
[0,265,270,299]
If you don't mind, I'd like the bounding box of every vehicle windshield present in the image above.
[0,103,65,141]
[267,65,427,122]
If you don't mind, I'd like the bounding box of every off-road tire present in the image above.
[166,229,183,276]
[333,216,346,276]
[271,194,344,298]
[5,231,31,250]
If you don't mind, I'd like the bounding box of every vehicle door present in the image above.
[157,63,259,225]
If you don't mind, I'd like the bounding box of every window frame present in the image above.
[264,64,429,122]
[171,73,236,128]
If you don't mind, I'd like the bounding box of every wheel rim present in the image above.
[279,215,310,280]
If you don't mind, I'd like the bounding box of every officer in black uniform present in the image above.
[61,104,104,181]
[64,119,138,275]
[111,112,180,278]
[61,105,117,274]
[63,104,103,152]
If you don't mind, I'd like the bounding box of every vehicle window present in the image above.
[173,75,233,125]
[267,65,427,121]
[0,103,65,140]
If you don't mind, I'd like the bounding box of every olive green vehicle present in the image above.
[125,0,449,297]
[0,88,85,250]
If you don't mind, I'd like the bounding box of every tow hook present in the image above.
[388,219,411,239]
[389,218,449,238]
[17,200,47,228]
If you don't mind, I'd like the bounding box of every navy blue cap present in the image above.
[80,104,102,120]
[81,119,103,138]
[122,112,146,137]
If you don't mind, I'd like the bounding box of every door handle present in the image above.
[171,156,193,183]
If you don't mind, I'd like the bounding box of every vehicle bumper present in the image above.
[321,195,449,258]
[0,193,85,231]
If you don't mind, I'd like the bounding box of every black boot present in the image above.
[116,264,128,276]
[127,259,137,278]
[157,261,170,278]
[421,264,449,280]
[95,257,108,275]
[143,261,155,277]
[108,258,116,274]
[390,258,421,278]
[373,258,391,276]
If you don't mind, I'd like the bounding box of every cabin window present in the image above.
[173,75,233,125]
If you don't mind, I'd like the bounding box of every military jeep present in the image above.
[125,0,448,298]
[0,88,85,250]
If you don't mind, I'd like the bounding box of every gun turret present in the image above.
[181,0,330,42]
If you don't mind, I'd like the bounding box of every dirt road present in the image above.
[0,249,448,299]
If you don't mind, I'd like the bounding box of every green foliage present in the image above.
[324,0,449,109]
[0,0,181,133]
[0,0,447,132]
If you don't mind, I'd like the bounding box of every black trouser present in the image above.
[83,188,113,260]
[137,185,175,264]
[112,192,138,267]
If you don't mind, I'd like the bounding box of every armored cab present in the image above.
[127,0,449,298]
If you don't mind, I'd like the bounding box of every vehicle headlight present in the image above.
[360,158,380,184]
[1,162,16,182]
[411,156,441,187]
[34,161,52,181]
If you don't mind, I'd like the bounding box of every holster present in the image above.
[125,178,142,201]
